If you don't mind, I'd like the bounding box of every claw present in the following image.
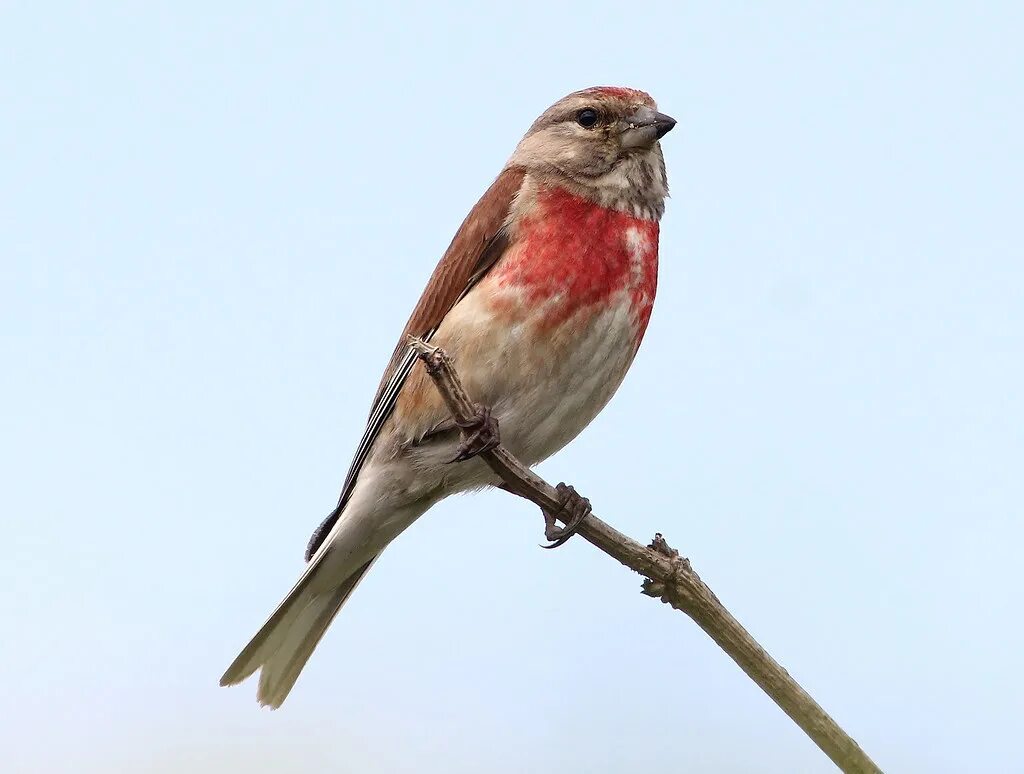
[541,483,591,549]
[448,405,500,463]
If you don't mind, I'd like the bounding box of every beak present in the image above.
[620,107,677,149]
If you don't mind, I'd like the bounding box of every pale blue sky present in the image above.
[2,3,1021,773]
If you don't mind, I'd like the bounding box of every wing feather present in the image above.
[304,166,524,559]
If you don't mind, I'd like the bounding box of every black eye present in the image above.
[576,108,599,128]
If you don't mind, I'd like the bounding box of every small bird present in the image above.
[221,86,676,707]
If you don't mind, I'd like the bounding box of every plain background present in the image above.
[3,3,1021,772]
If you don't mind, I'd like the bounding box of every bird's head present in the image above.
[508,86,675,219]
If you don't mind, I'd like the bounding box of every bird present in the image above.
[220,86,676,707]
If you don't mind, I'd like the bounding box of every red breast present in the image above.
[494,185,659,342]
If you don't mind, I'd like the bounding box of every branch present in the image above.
[408,336,882,774]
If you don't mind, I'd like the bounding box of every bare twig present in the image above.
[408,336,882,774]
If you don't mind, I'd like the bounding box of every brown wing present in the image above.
[305,166,525,559]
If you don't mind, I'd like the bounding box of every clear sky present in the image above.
[2,3,1021,773]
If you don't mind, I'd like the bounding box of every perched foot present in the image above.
[541,483,592,549]
[449,405,500,463]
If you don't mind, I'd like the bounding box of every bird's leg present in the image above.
[541,483,592,549]
[449,404,500,463]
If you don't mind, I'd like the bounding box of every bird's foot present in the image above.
[449,404,500,463]
[541,483,591,549]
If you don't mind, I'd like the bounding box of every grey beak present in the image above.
[620,107,677,149]
[652,111,677,138]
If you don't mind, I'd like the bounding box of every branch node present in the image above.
[641,533,699,609]
[648,532,679,559]
[641,579,666,598]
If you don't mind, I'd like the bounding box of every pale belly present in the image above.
[483,295,641,466]
[392,280,645,493]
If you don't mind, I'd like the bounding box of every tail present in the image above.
[219,553,378,708]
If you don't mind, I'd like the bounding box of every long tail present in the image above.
[219,553,378,708]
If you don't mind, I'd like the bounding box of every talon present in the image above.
[448,405,500,463]
[541,483,591,549]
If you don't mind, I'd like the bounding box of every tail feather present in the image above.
[255,560,375,708]
[222,497,429,707]
[220,555,377,708]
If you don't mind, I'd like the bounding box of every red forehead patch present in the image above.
[583,86,655,106]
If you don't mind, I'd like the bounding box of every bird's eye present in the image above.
[576,108,600,128]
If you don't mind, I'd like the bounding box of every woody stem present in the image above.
[407,335,882,774]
